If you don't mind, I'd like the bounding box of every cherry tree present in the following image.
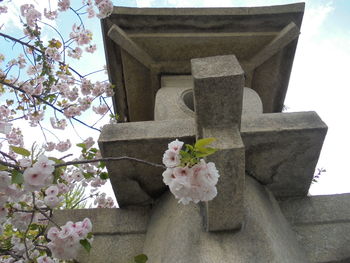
[0,1,220,262]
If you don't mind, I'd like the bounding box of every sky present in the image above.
[1,0,349,199]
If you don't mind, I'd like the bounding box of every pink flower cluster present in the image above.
[47,218,92,260]
[162,140,220,205]
[0,121,12,134]
[94,193,115,208]
[23,155,55,191]
[20,4,42,28]
[95,0,114,18]
[44,185,63,208]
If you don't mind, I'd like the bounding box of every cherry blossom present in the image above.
[56,139,72,152]
[162,139,220,204]
[0,121,12,134]
[162,149,181,168]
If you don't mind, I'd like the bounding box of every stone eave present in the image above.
[101,3,305,121]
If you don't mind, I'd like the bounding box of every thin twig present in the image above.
[0,32,83,78]
[0,150,19,163]
[0,80,101,132]
[23,193,36,261]
[0,159,20,170]
[55,157,166,169]
[34,207,61,229]
[71,193,98,209]
[59,153,73,160]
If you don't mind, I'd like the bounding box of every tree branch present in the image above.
[55,157,166,169]
[0,32,83,78]
[0,80,101,132]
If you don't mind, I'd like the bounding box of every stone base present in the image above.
[52,180,350,263]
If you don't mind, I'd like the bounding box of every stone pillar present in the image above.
[191,55,245,231]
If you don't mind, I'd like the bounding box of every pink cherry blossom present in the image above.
[50,117,68,130]
[56,139,72,152]
[0,171,11,191]
[85,44,97,53]
[44,9,58,20]
[58,0,70,11]
[67,47,83,59]
[44,195,60,208]
[44,142,56,152]
[45,185,59,196]
[162,149,181,168]
[168,139,184,153]
[80,79,92,95]
[37,255,55,263]
[0,121,12,134]
[64,105,82,118]
[19,158,32,168]
[20,4,41,28]
[92,104,109,115]
[0,6,8,14]
[95,0,113,19]
[83,137,95,149]
[45,47,61,61]
[6,128,24,146]
[23,166,53,191]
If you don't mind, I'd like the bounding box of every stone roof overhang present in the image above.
[101,3,305,122]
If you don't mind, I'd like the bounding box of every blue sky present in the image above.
[1,0,350,197]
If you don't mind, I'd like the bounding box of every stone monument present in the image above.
[54,3,350,262]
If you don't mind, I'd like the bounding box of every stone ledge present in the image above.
[280,194,350,263]
[279,193,350,225]
[53,208,150,234]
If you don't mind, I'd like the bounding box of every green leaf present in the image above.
[48,157,63,164]
[11,170,24,184]
[194,138,216,149]
[99,172,109,180]
[134,254,148,263]
[53,167,64,184]
[79,239,91,253]
[180,150,191,159]
[185,144,194,151]
[29,224,39,230]
[83,172,94,179]
[98,162,106,169]
[76,143,86,149]
[195,147,217,157]
[0,165,8,171]
[10,146,31,157]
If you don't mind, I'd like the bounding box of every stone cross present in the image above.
[191,55,245,231]
[98,57,327,232]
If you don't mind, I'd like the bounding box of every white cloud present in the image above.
[136,0,155,7]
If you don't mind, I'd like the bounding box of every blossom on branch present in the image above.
[162,139,220,204]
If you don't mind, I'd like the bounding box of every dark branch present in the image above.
[55,156,166,169]
[0,80,101,132]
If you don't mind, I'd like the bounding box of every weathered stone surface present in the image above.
[102,4,305,121]
[154,76,194,121]
[191,55,244,132]
[242,112,327,197]
[77,234,146,263]
[53,208,150,234]
[53,208,150,263]
[98,119,195,207]
[191,55,245,231]
[99,111,326,206]
[143,176,307,263]
[155,75,263,120]
[279,194,350,263]
[202,128,245,231]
